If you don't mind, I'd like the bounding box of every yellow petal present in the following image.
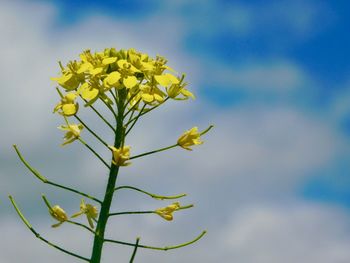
[65,93,77,102]
[154,74,179,86]
[57,125,69,131]
[141,93,154,103]
[181,89,195,99]
[52,73,79,91]
[105,71,121,86]
[102,57,118,65]
[154,93,164,102]
[62,104,77,116]
[90,67,103,76]
[81,87,99,101]
[77,62,93,74]
[117,59,128,69]
[71,211,84,218]
[141,61,154,71]
[123,76,138,89]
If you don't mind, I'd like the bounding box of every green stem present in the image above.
[47,181,102,204]
[129,237,140,263]
[125,103,146,136]
[127,109,136,125]
[89,103,116,132]
[78,138,111,169]
[109,90,118,104]
[9,195,90,262]
[123,97,141,119]
[130,144,178,160]
[126,97,169,127]
[109,204,193,217]
[79,96,116,132]
[67,220,96,234]
[114,185,186,200]
[13,145,101,204]
[200,125,214,136]
[90,95,125,263]
[109,211,155,217]
[124,91,140,107]
[100,97,117,119]
[104,230,207,251]
[75,115,111,148]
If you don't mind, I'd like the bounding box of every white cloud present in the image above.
[223,203,350,263]
[0,1,349,263]
[207,61,312,93]
[330,80,350,121]
[3,203,350,263]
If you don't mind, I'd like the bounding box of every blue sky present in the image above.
[1,0,350,262]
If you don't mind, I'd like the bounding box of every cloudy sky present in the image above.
[1,0,350,262]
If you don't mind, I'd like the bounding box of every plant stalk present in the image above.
[90,96,125,263]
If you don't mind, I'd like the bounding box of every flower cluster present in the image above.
[52,48,194,117]
[10,46,212,263]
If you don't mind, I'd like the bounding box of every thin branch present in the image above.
[123,97,141,119]
[78,138,111,169]
[79,95,116,132]
[9,196,90,262]
[130,144,178,160]
[67,220,96,234]
[200,124,214,136]
[109,204,193,217]
[125,103,146,136]
[100,97,117,119]
[109,89,118,104]
[88,103,116,132]
[129,237,140,263]
[127,108,136,125]
[109,211,155,217]
[124,90,140,108]
[13,145,102,204]
[126,97,169,127]
[74,115,110,148]
[104,230,207,251]
[114,185,186,200]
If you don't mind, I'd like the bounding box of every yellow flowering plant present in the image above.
[9,47,213,262]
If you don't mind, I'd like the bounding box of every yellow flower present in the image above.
[116,59,140,89]
[109,145,131,166]
[166,75,195,100]
[177,127,204,150]
[51,60,86,91]
[140,84,166,104]
[58,123,83,146]
[53,93,79,116]
[71,199,98,229]
[79,49,105,76]
[78,81,100,105]
[50,205,68,228]
[103,71,122,89]
[53,48,197,116]
[154,73,179,87]
[127,48,155,72]
[51,73,80,91]
[155,202,181,221]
